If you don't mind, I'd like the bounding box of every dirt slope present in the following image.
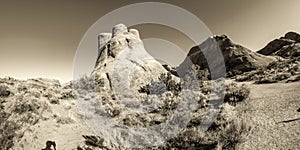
[236,82,300,149]
[180,35,275,77]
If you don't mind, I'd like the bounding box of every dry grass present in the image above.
[237,82,300,149]
[235,57,300,84]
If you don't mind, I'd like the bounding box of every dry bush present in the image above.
[236,57,300,83]
[77,135,118,150]
[255,76,277,84]
[224,83,250,105]
[73,75,96,92]
[0,120,20,150]
[13,96,41,115]
[157,114,251,149]
[0,98,20,150]
[287,74,300,82]
[139,72,181,96]
[56,117,75,124]
[0,85,11,97]
[218,118,252,149]
[0,94,44,149]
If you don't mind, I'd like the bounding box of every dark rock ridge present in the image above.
[180,35,275,77]
[257,32,300,58]
[235,32,300,83]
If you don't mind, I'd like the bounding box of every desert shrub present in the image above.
[193,64,210,80]
[159,73,181,95]
[286,75,300,83]
[13,96,41,115]
[224,83,250,105]
[60,89,74,99]
[217,118,252,149]
[73,75,96,92]
[78,135,118,150]
[160,115,251,149]
[255,76,277,84]
[235,57,300,83]
[138,84,151,94]
[199,80,211,95]
[0,98,5,109]
[235,74,251,82]
[17,84,28,93]
[294,75,300,81]
[235,68,266,82]
[0,104,20,150]
[56,117,75,124]
[0,85,11,97]
[0,121,20,150]
[139,72,181,96]
[158,92,179,113]
[49,98,60,104]
[274,72,291,81]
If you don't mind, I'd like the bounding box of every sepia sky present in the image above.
[1,0,300,82]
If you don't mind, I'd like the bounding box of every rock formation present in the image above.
[75,24,189,148]
[258,32,300,58]
[179,35,275,77]
[3,24,299,150]
[91,24,179,103]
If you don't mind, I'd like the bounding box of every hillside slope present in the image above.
[180,35,275,77]
[258,32,300,58]
[236,82,300,149]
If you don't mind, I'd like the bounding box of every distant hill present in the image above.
[179,35,275,77]
[257,32,300,58]
[235,32,300,83]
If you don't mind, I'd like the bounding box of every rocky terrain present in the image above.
[257,32,300,58]
[235,32,300,83]
[179,35,276,77]
[0,24,299,150]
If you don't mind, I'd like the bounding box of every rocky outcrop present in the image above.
[285,32,300,42]
[257,32,300,58]
[257,38,295,56]
[91,24,175,96]
[180,35,275,77]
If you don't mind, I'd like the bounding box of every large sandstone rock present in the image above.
[78,24,203,149]
[98,33,112,53]
[112,24,128,37]
[92,24,174,96]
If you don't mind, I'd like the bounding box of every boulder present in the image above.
[285,31,300,42]
[112,24,128,37]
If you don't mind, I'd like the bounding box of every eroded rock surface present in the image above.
[258,32,300,58]
[180,35,275,77]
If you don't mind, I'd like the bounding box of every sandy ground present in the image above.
[6,79,299,149]
[237,81,300,149]
[12,97,94,150]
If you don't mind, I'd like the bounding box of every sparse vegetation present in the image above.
[56,117,75,124]
[154,105,252,149]
[225,83,250,105]
[218,118,252,149]
[235,57,300,84]
[0,85,11,97]
[13,95,41,115]
[139,72,181,96]
[0,120,20,150]
[73,75,97,92]
[0,98,20,150]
